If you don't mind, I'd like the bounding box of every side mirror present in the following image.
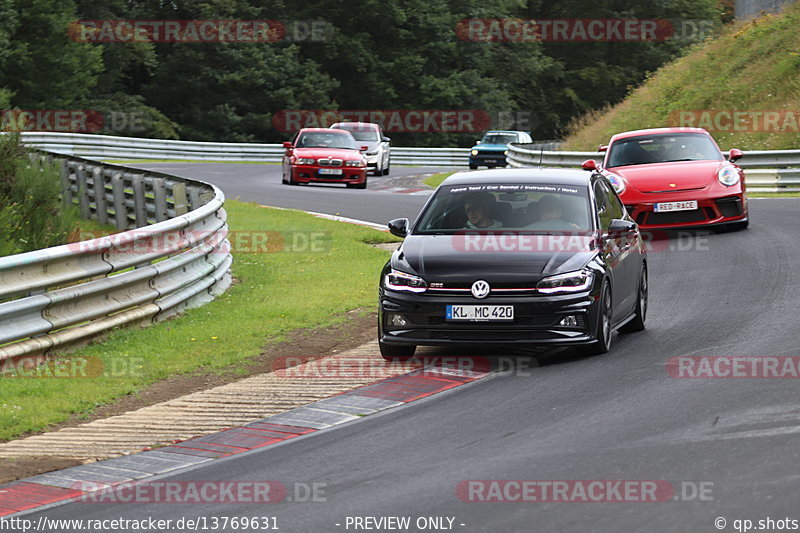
[728,148,743,162]
[581,159,598,171]
[476,140,481,145]
[382,136,391,143]
[387,218,409,238]
[283,141,293,149]
[608,218,636,236]
[598,145,608,152]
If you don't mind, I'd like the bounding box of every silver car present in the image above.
[330,122,391,176]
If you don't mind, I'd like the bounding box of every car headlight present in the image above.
[384,269,427,293]
[296,157,315,165]
[504,150,508,155]
[346,159,366,167]
[606,173,626,195]
[718,165,740,186]
[537,269,593,294]
[365,150,378,156]
[471,149,479,156]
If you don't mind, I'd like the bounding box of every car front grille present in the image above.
[645,208,711,225]
[318,158,343,167]
[716,196,743,218]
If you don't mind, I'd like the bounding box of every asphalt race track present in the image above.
[16,163,800,532]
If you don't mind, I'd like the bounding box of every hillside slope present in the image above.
[563,3,800,151]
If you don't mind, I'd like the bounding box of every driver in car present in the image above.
[464,192,502,229]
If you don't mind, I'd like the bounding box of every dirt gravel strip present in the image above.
[0,341,424,461]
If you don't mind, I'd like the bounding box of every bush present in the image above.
[0,134,79,255]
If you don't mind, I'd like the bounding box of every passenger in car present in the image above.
[527,195,581,231]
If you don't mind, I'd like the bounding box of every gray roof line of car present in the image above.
[442,168,595,187]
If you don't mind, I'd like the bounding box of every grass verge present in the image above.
[563,4,800,151]
[0,201,400,442]
[424,172,455,188]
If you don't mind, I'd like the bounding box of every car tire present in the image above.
[383,160,390,175]
[469,164,478,170]
[583,280,612,356]
[287,172,298,186]
[620,266,647,333]
[355,176,367,189]
[379,340,416,361]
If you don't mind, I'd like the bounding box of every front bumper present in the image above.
[469,152,507,167]
[378,287,601,347]
[291,165,367,184]
[622,191,748,229]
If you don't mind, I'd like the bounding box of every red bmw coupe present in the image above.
[281,128,368,188]
[583,128,748,230]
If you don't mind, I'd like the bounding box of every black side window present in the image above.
[604,182,625,221]
[594,180,624,231]
[594,181,611,231]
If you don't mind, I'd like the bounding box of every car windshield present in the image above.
[606,133,723,167]
[414,183,592,234]
[480,134,517,145]
[296,131,358,149]
[336,127,379,142]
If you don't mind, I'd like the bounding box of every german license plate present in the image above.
[446,305,514,321]
[654,200,697,212]
[318,168,343,175]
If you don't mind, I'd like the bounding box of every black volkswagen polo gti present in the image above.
[377,168,648,359]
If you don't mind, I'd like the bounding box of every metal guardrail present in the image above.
[507,142,800,192]
[19,132,564,168]
[0,151,232,364]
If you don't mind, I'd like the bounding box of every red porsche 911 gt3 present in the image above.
[582,127,748,230]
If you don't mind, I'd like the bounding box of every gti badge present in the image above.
[471,280,490,299]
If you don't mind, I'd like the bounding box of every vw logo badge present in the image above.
[471,280,490,299]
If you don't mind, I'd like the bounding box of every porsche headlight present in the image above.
[718,166,740,186]
[606,173,626,195]
[384,269,427,293]
[537,270,593,294]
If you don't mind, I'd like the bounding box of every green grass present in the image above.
[424,172,455,188]
[0,202,400,441]
[747,191,800,197]
[564,4,800,152]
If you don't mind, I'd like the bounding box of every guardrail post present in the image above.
[172,182,189,216]
[92,167,109,225]
[131,174,148,227]
[110,171,128,229]
[75,164,91,219]
[153,179,169,222]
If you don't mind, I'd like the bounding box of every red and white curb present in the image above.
[0,361,492,516]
